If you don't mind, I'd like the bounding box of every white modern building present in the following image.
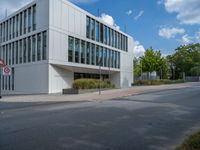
[0,0,134,95]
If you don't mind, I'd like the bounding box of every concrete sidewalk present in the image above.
[0,82,199,103]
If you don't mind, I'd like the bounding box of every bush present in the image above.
[175,131,200,150]
[72,79,115,89]
[133,79,184,86]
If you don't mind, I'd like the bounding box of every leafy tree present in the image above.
[140,47,168,78]
[168,43,200,79]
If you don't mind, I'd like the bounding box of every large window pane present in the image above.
[20,13,23,35]
[28,37,31,62]
[95,21,99,42]
[100,24,103,43]
[91,19,95,40]
[37,33,41,61]
[12,43,14,65]
[81,40,85,64]
[32,35,36,62]
[104,48,107,67]
[68,36,74,62]
[23,38,27,63]
[19,40,22,63]
[28,8,32,32]
[24,11,27,34]
[100,46,103,66]
[33,5,36,30]
[86,16,90,39]
[16,15,19,37]
[75,38,80,63]
[91,44,95,65]
[16,41,18,64]
[86,42,90,64]
[42,31,47,60]
[103,25,107,44]
[96,45,99,65]
[12,18,15,38]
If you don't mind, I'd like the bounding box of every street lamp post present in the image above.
[99,56,102,95]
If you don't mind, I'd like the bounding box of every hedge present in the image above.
[133,79,184,86]
[72,79,115,89]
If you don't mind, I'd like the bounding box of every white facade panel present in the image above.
[0,0,135,95]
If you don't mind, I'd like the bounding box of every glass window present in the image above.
[108,28,111,46]
[19,40,22,64]
[42,31,47,60]
[96,45,99,66]
[86,16,90,39]
[9,44,11,65]
[100,23,103,43]
[9,19,11,40]
[28,37,31,62]
[6,21,8,41]
[12,43,14,65]
[118,52,120,68]
[75,38,80,63]
[103,25,107,44]
[8,76,10,91]
[112,30,114,47]
[100,46,103,66]
[115,51,117,68]
[28,8,32,32]
[16,15,19,37]
[86,42,90,64]
[32,35,36,62]
[115,31,118,49]
[118,33,120,49]
[111,50,114,68]
[12,68,15,91]
[68,36,74,62]
[107,48,109,67]
[16,41,18,64]
[95,21,99,42]
[23,38,27,63]
[20,13,23,35]
[91,44,95,65]
[81,40,85,64]
[104,48,107,67]
[33,5,36,30]
[37,33,41,61]
[91,19,95,40]
[24,10,27,34]
[12,18,15,38]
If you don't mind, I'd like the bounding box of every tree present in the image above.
[168,43,200,79]
[140,47,168,78]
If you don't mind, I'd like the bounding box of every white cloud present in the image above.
[99,13,120,30]
[180,34,193,45]
[0,0,33,20]
[180,30,200,45]
[133,40,145,58]
[134,10,144,20]
[163,0,200,25]
[126,10,132,15]
[158,27,185,39]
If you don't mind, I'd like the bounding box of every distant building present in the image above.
[0,0,134,95]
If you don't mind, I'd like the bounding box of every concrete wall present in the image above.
[48,64,73,93]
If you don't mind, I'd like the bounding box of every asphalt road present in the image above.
[1,84,200,150]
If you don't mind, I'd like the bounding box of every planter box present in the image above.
[62,88,111,95]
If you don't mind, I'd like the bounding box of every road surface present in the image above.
[1,83,200,150]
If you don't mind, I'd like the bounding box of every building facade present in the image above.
[0,0,134,95]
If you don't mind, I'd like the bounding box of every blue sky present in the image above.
[70,0,200,57]
[0,0,200,57]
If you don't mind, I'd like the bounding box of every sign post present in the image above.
[0,59,10,99]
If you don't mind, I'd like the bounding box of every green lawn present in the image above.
[175,131,200,150]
